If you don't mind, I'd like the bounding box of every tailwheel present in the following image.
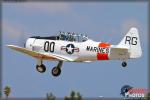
[122,62,127,67]
[36,64,46,73]
[52,67,61,77]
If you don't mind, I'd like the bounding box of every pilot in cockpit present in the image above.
[58,31,88,42]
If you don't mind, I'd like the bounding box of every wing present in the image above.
[6,45,75,61]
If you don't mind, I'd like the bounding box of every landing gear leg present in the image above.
[36,59,46,73]
[52,61,63,77]
[122,61,127,67]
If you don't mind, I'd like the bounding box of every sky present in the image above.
[2,1,148,98]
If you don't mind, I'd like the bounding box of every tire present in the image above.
[122,62,127,67]
[36,64,46,73]
[51,67,61,77]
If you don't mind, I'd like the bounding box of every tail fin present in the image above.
[118,27,142,58]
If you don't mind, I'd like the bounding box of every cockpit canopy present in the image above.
[58,31,88,42]
[30,31,88,42]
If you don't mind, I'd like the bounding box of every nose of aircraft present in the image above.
[25,37,37,50]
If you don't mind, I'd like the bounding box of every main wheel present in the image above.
[36,64,46,73]
[52,67,61,77]
[122,62,127,67]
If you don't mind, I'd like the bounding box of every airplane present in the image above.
[6,27,142,77]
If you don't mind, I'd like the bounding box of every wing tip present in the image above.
[6,45,22,49]
[6,45,14,48]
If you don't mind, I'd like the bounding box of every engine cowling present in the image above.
[25,38,36,50]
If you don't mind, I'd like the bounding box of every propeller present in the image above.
[17,31,29,48]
